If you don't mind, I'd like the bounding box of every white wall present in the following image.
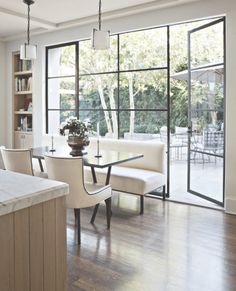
[0,41,5,145]
[223,7,236,214]
[3,0,236,213]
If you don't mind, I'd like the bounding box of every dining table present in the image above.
[31,146,144,185]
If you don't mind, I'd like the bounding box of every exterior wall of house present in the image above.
[3,0,236,213]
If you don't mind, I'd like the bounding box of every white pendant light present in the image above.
[92,0,110,50]
[20,0,37,60]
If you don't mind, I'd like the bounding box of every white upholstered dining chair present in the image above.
[1,148,47,178]
[44,155,112,244]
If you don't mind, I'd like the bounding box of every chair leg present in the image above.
[162,185,166,201]
[105,197,112,229]
[74,208,81,245]
[90,203,100,224]
[74,208,77,220]
[140,196,144,215]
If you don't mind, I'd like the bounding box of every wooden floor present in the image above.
[66,192,236,291]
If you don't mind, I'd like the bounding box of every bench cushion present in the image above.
[84,166,165,196]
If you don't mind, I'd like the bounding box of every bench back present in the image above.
[89,138,165,174]
[42,135,67,148]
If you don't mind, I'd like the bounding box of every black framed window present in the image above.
[46,27,169,139]
[46,43,77,134]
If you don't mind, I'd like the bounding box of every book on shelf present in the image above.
[14,78,18,92]
[22,79,26,91]
[19,116,32,131]
[17,59,32,72]
[27,77,32,91]
[20,116,28,131]
[15,77,32,92]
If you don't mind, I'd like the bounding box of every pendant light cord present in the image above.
[27,3,30,45]
[98,0,101,30]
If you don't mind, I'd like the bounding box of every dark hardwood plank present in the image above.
[66,192,236,291]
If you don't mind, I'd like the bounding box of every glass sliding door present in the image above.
[187,18,225,205]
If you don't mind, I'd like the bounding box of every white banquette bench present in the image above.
[41,136,166,214]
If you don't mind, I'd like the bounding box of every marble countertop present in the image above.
[0,170,69,216]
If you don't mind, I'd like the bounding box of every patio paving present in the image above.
[169,156,223,209]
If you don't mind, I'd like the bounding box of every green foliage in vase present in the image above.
[60,117,92,138]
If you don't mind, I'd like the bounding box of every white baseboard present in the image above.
[225,198,236,215]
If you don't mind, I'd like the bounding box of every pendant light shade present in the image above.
[20,44,37,60]
[92,29,110,50]
[92,0,110,50]
[20,0,37,60]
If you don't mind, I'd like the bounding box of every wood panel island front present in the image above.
[0,170,69,291]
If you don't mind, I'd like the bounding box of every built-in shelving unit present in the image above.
[13,52,33,149]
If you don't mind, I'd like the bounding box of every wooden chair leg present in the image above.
[140,196,144,215]
[105,197,112,229]
[74,208,81,245]
[90,203,100,224]
[162,185,166,201]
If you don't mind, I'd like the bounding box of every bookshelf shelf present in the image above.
[15,131,33,134]
[14,71,32,76]
[14,91,32,95]
[14,111,32,115]
[13,52,34,149]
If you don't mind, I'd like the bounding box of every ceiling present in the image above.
[0,0,200,41]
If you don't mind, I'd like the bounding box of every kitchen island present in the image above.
[0,169,69,291]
